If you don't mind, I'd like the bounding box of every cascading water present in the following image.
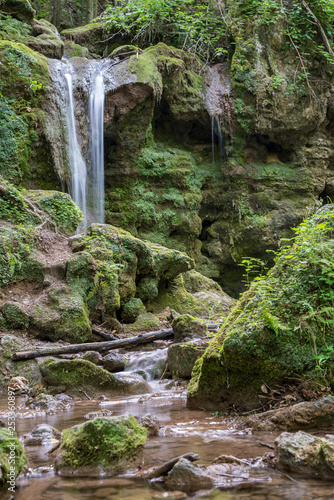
[212,115,225,163]
[64,68,88,230]
[89,71,105,224]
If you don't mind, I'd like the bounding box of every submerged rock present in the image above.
[55,415,147,476]
[0,428,28,486]
[165,458,214,492]
[27,393,72,414]
[274,431,334,478]
[20,424,61,445]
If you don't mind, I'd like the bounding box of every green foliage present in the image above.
[0,13,31,42]
[0,428,28,486]
[0,177,38,224]
[103,0,228,60]
[34,191,82,235]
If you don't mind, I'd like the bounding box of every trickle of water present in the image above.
[124,348,168,382]
[64,70,87,231]
[89,72,105,224]
[212,115,225,163]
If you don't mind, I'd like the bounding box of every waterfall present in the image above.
[64,69,88,231]
[89,72,105,224]
[212,115,225,163]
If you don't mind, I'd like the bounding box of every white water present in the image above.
[212,115,224,163]
[124,348,168,382]
[89,72,105,224]
[64,70,88,231]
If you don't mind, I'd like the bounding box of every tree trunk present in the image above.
[51,0,61,28]
[86,0,93,23]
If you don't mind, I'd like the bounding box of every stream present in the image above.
[1,345,334,500]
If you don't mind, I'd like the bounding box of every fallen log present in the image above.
[144,452,200,479]
[11,324,221,362]
[11,329,174,361]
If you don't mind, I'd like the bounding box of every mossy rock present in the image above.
[122,313,161,334]
[55,415,147,476]
[0,334,41,390]
[60,20,107,57]
[39,357,150,396]
[168,342,207,379]
[188,205,334,411]
[0,428,28,486]
[2,302,30,329]
[26,19,64,59]
[25,190,82,235]
[0,0,35,22]
[149,270,234,320]
[172,314,207,342]
[122,298,146,323]
[30,286,91,343]
[63,39,89,59]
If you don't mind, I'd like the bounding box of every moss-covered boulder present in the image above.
[25,190,82,235]
[60,20,108,57]
[122,298,146,323]
[188,205,334,411]
[26,19,64,59]
[0,428,28,486]
[39,357,150,396]
[172,314,207,342]
[29,286,91,343]
[55,415,147,476]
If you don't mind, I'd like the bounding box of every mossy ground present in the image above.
[0,428,28,485]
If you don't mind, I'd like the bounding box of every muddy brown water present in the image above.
[0,387,333,500]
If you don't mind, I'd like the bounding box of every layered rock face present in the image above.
[2,1,334,295]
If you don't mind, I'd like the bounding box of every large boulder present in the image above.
[188,206,334,411]
[55,415,147,476]
[172,314,207,342]
[0,0,35,22]
[26,19,64,59]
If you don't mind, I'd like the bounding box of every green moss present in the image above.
[0,428,28,486]
[26,190,82,235]
[0,13,32,42]
[122,313,161,334]
[2,302,30,329]
[122,297,145,323]
[56,415,147,474]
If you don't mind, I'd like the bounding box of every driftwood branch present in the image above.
[12,324,220,362]
[12,329,175,361]
[144,453,200,479]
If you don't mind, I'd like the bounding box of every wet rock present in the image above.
[84,410,114,419]
[102,352,126,372]
[0,428,28,486]
[27,393,71,414]
[0,419,5,428]
[274,431,334,478]
[54,393,73,403]
[167,342,207,379]
[20,424,61,445]
[136,415,160,436]
[80,351,103,365]
[239,396,334,431]
[8,376,29,394]
[122,297,146,323]
[172,315,207,342]
[39,357,150,396]
[55,415,147,476]
[165,458,214,492]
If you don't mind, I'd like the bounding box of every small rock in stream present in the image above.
[80,351,103,365]
[8,376,29,394]
[165,458,214,492]
[102,351,126,372]
[20,424,61,445]
[27,393,72,414]
[136,415,160,436]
